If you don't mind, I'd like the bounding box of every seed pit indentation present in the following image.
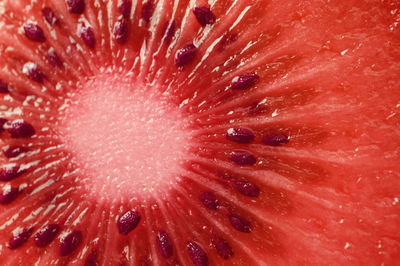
[59,230,82,256]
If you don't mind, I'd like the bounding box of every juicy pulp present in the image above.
[0,0,398,265]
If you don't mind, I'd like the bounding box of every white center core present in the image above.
[57,74,191,202]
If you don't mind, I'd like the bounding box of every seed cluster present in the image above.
[0,1,290,265]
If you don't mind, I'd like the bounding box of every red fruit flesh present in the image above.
[0,0,399,265]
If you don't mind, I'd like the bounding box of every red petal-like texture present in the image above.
[0,1,398,265]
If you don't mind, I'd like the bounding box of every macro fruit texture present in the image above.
[0,0,399,265]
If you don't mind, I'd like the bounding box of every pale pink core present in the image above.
[57,72,192,202]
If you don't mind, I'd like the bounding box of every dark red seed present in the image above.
[8,120,35,138]
[141,1,154,23]
[229,151,256,165]
[23,62,45,83]
[163,20,176,43]
[228,214,251,233]
[85,250,98,266]
[212,237,233,260]
[0,118,7,132]
[114,19,128,44]
[117,210,141,235]
[226,128,255,144]
[42,7,58,26]
[46,49,63,67]
[156,230,173,258]
[187,241,208,266]
[199,192,218,210]
[60,230,82,256]
[193,7,216,26]
[118,0,132,19]
[0,165,21,181]
[66,0,85,14]
[0,80,9,93]
[8,228,32,249]
[0,187,19,204]
[34,224,60,247]
[262,133,289,146]
[175,43,197,67]
[23,23,46,42]
[80,25,95,49]
[235,180,260,197]
[231,73,259,90]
